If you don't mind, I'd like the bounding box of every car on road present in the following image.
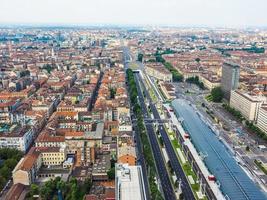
[208,175,216,181]
[184,133,190,139]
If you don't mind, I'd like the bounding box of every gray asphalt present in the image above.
[134,73,177,200]
[136,73,195,200]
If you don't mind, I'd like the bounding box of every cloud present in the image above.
[0,0,266,27]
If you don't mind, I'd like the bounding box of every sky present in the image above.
[1,0,267,27]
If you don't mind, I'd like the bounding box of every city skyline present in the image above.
[0,19,267,200]
[1,0,267,27]
[1,1,267,199]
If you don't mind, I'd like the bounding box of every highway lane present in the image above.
[124,48,193,199]
[123,47,150,199]
[134,73,176,200]
[122,46,132,63]
[137,73,196,200]
[132,114,151,200]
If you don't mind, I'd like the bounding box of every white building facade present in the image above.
[256,105,267,134]
[0,128,35,153]
[230,90,266,121]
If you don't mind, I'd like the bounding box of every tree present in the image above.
[20,70,30,77]
[0,148,22,160]
[4,158,17,169]
[80,178,92,195]
[110,158,116,168]
[29,184,39,196]
[163,62,183,82]
[246,146,250,151]
[158,136,164,146]
[70,183,79,200]
[137,53,143,62]
[186,76,204,89]
[0,176,6,190]
[28,177,91,200]
[56,179,66,192]
[211,87,223,102]
[107,167,115,180]
[195,58,201,63]
[199,82,205,89]
[40,184,53,200]
[109,88,116,99]
[0,148,23,191]
[0,166,11,179]
[223,104,244,121]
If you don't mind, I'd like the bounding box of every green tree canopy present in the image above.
[137,53,143,62]
[211,87,223,102]
[107,167,115,180]
[195,58,201,63]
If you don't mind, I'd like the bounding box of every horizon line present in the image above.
[0,22,267,29]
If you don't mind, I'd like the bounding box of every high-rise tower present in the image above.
[221,62,240,100]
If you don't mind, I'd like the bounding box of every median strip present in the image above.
[126,69,163,200]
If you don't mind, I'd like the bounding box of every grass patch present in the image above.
[148,88,157,102]
[183,163,197,180]
[167,134,205,199]
[205,95,213,102]
[169,136,206,200]
[172,139,181,149]
[129,62,139,70]
[182,162,201,194]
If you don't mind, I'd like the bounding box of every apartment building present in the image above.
[40,146,66,166]
[115,164,147,200]
[145,63,173,82]
[13,146,67,185]
[230,90,266,121]
[199,74,221,90]
[12,148,42,185]
[35,131,65,148]
[117,146,136,166]
[0,126,35,153]
[31,99,55,118]
[117,107,132,132]
[159,82,176,100]
[0,101,20,124]
[256,105,267,134]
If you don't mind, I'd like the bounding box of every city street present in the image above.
[136,73,195,200]
[134,73,177,200]
[123,46,150,199]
